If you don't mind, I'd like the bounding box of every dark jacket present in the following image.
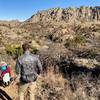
[15,50,42,82]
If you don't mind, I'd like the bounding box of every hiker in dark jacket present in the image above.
[15,43,42,100]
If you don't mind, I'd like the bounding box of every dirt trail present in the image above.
[0,83,18,100]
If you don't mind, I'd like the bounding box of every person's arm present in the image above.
[15,59,21,82]
[37,58,42,74]
[8,66,12,77]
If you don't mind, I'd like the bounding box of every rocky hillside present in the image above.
[0,6,100,68]
[21,7,100,69]
[26,6,100,23]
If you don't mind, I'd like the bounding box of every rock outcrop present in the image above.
[26,6,100,23]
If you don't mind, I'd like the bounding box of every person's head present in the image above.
[0,61,7,67]
[22,42,30,52]
[0,61,7,71]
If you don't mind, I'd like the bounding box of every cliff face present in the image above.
[26,6,100,23]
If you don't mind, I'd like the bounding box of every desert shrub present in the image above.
[34,67,100,100]
[84,50,97,59]
[30,33,35,39]
[16,32,22,35]
[77,49,98,59]
[90,24,100,32]
[35,67,67,100]
[65,34,86,48]
[45,33,62,43]
[5,43,39,59]
[74,34,86,44]
[30,46,39,54]
[74,24,82,33]
[47,34,53,41]
[46,34,61,42]
[64,39,73,47]
[5,44,23,59]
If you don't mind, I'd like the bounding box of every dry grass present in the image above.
[34,67,100,100]
[0,65,99,100]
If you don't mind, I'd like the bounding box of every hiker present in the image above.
[15,43,42,100]
[0,61,12,86]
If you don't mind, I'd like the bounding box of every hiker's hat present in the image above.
[0,61,7,71]
[0,61,7,67]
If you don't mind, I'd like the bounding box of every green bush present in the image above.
[64,39,73,47]
[30,46,39,54]
[16,32,22,35]
[5,43,39,58]
[65,35,86,48]
[74,35,86,45]
[86,50,97,59]
[5,45,23,59]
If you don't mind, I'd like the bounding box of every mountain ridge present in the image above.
[26,6,100,23]
[0,6,100,24]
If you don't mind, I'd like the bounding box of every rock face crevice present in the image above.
[26,6,100,23]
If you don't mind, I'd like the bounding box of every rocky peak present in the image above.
[26,6,100,23]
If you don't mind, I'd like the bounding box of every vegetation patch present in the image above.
[65,34,86,48]
[5,44,23,59]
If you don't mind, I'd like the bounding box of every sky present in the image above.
[0,0,100,21]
